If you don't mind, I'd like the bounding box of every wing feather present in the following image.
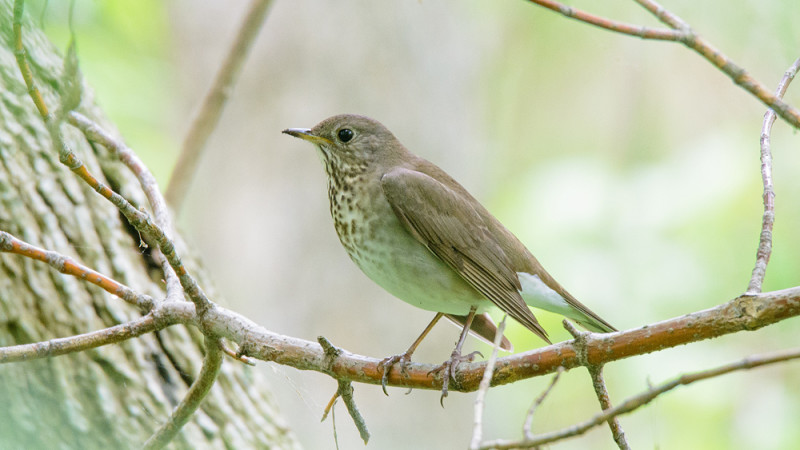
[381,167,551,343]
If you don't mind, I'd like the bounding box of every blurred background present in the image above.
[33,0,800,448]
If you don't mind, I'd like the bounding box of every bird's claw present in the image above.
[430,350,482,406]
[378,352,412,396]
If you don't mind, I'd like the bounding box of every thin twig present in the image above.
[337,380,370,445]
[142,339,224,450]
[471,316,507,450]
[524,0,681,40]
[746,57,800,294]
[0,306,191,363]
[0,230,154,310]
[523,367,564,440]
[219,340,256,365]
[12,0,48,118]
[480,346,800,449]
[320,391,339,422]
[166,0,274,213]
[317,336,370,443]
[588,365,629,449]
[68,111,182,301]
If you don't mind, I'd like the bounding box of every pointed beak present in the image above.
[282,128,332,145]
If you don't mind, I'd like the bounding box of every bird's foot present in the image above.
[378,352,413,396]
[430,349,483,406]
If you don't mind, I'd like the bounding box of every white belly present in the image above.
[348,221,491,316]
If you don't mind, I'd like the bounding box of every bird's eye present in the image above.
[337,128,354,143]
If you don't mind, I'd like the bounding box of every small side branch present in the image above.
[0,230,154,310]
[142,338,224,450]
[523,367,564,440]
[746,57,800,294]
[0,308,189,363]
[337,380,370,445]
[588,366,629,449]
[524,0,682,40]
[563,321,629,449]
[318,336,370,444]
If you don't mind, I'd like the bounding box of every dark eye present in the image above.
[337,128,354,143]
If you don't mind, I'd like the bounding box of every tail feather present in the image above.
[444,313,514,351]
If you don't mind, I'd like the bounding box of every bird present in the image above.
[283,114,616,400]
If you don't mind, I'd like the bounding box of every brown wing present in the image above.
[380,167,551,343]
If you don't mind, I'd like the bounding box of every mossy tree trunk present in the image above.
[0,2,297,448]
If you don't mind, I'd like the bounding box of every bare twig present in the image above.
[166,0,274,213]
[524,0,681,40]
[12,0,48,118]
[480,346,800,449]
[143,339,224,449]
[523,0,800,129]
[588,366,629,449]
[318,336,370,443]
[337,380,370,445]
[747,57,800,294]
[219,339,256,365]
[523,367,564,440]
[471,316,507,450]
[68,111,182,301]
[0,230,155,310]
[0,305,192,363]
[563,321,630,448]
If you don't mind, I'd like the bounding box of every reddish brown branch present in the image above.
[215,287,800,392]
[0,230,154,310]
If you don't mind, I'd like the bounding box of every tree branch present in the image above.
[0,230,154,310]
[524,0,682,40]
[0,303,192,363]
[207,287,800,393]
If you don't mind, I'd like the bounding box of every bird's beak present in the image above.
[282,128,332,145]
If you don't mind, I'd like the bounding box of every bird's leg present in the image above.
[432,306,481,405]
[378,312,444,395]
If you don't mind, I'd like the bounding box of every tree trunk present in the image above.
[0,2,298,448]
